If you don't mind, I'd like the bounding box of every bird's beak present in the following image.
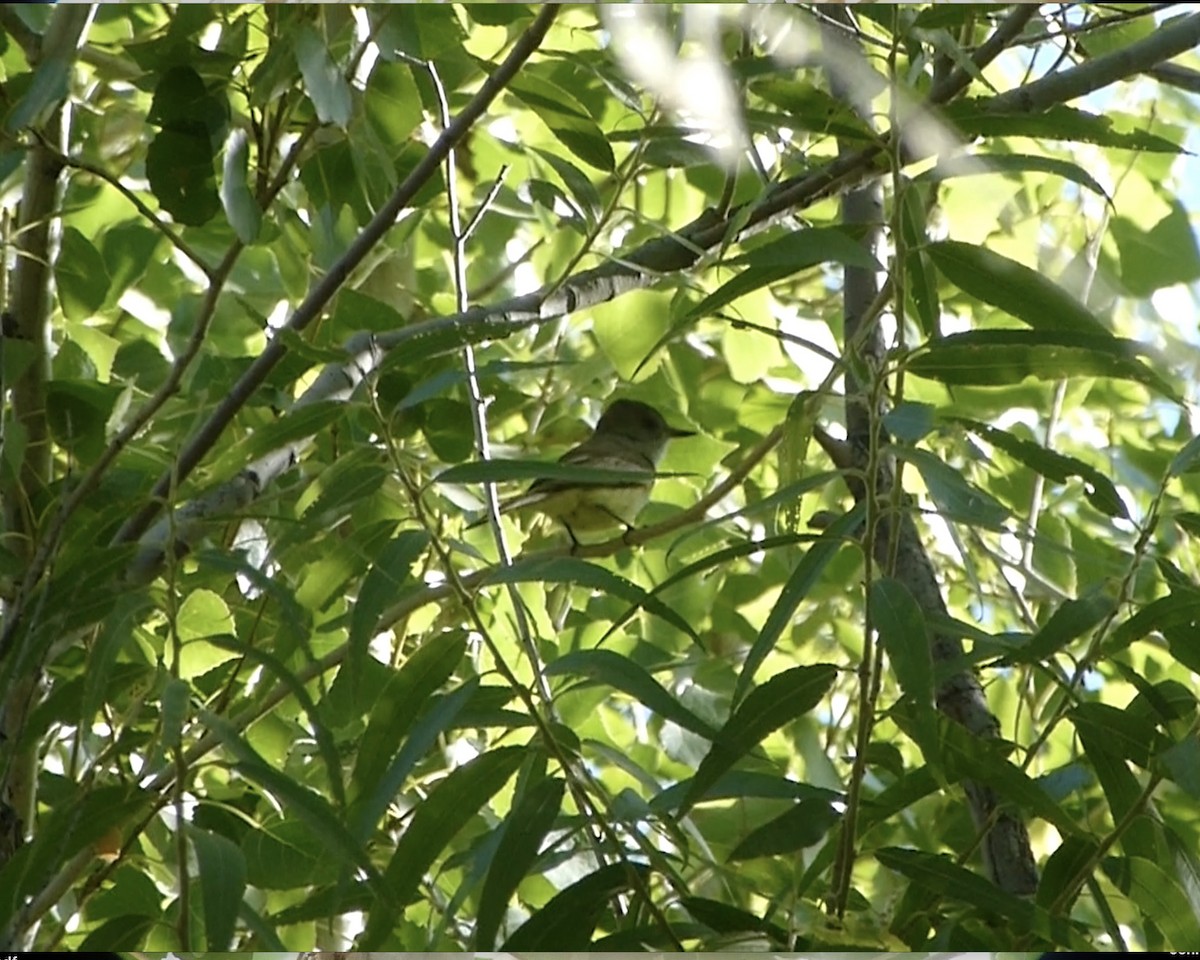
[669,425,696,438]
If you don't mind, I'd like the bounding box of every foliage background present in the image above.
[1,1,1199,952]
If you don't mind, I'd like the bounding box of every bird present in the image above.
[472,398,694,545]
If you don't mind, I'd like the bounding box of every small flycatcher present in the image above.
[479,398,694,544]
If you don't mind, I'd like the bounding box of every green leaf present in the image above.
[147,127,220,226]
[347,531,430,685]
[531,146,601,223]
[372,5,466,59]
[1006,590,1115,665]
[651,770,841,814]
[484,556,699,643]
[220,129,261,244]
[898,185,940,338]
[927,240,1108,336]
[683,664,838,813]
[350,630,468,800]
[877,848,1088,948]
[546,649,719,739]
[871,578,939,768]
[4,54,71,132]
[1103,855,1200,951]
[900,447,1010,529]
[189,826,247,950]
[955,417,1128,518]
[945,101,1185,153]
[884,401,936,443]
[908,329,1178,400]
[365,61,422,154]
[919,152,1111,204]
[729,798,841,860]
[1037,835,1100,910]
[364,746,526,946]
[203,711,382,890]
[0,784,152,934]
[1158,736,1200,799]
[475,776,565,949]
[736,504,863,703]
[56,227,110,322]
[1071,702,1158,768]
[680,228,879,323]
[502,862,651,949]
[681,896,788,945]
[1072,707,1160,862]
[507,73,615,172]
[350,679,479,842]
[940,720,1080,837]
[294,23,352,127]
[1112,200,1200,296]
[751,78,876,142]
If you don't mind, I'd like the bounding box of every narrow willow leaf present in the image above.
[682,897,789,946]
[189,826,247,950]
[900,447,1010,529]
[940,720,1081,837]
[1102,856,1200,951]
[203,712,382,891]
[919,152,1111,204]
[955,417,1128,518]
[350,679,478,843]
[945,101,1184,153]
[878,848,1089,948]
[475,776,566,949]
[1006,590,1115,665]
[547,649,718,739]
[736,504,864,704]
[485,556,699,642]
[683,664,837,813]
[680,228,879,323]
[363,746,526,948]
[351,630,467,799]
[507,73,615,171]
[1037,835,1101,910]
[871,578,939,768]
[348,531,430,684]
[501,862,651,949]
[1072,713,1159,862]
[927,240,1107,335]
[908,329,1178,401]
[728,798,841,860]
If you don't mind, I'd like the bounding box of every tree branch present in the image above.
[113,4,561,546]
[119,0,1200,589]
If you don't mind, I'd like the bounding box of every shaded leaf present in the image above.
[189,826,247,950]
[502,862,651,949]
[736,504,863,703]
[683,664,837,813]
[729,798,841,860]
[927,240,1107,335]
[900,447,1010,529]
[547,649,718,739]
[294,23,352,127]
[484,556,699,643]
[363,746,526,947]
[955,417,1128,518]
[475,776,565,949]
[908,329,1178,400]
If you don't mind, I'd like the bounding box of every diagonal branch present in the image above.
[113,4,560,546]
